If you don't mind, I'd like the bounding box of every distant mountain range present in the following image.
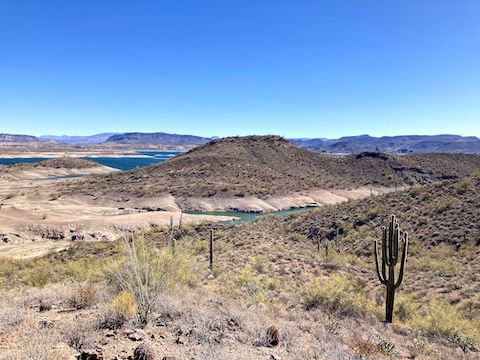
[40,133,121,144]
[104,132,214,146]
[0,133,39,143]
[292,134,480,154]
[1,132,479,153]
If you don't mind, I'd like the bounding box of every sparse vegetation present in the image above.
[1,150,480,358]
[109,236,178,326]
[302,274,375,317]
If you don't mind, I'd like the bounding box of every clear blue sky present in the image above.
[0,0,479,138]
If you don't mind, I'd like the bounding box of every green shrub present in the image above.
[251,255,269,273]
[301,274,375,317]
[408,299,480,351]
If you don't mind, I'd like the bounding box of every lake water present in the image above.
[0,151,182,171]
[185,206,316,226]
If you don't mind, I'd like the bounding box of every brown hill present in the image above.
[208,172,480,305]
[63,136,480,203]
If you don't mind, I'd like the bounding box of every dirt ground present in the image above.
[0,165,233,259]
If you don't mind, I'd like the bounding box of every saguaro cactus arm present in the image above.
[374,239,387,285]
[395,232,408,289]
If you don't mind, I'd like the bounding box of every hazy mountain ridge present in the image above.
[104,132,213,145]
[293,134,480,154]
[0,133,39,143]
[40,133,121,144]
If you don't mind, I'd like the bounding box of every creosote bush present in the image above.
[301,274,375,317]
[407,299,480,352]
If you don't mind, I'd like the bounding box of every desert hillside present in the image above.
[64,135,480,200]
[1,174,479,359]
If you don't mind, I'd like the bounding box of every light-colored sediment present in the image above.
[0,166,234,259]
[176,186,397,213]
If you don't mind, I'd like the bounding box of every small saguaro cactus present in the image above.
[374,215,408,323]
[209,229,214,270]
[169,215,176,256]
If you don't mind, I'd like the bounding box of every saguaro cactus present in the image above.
[209,229,214,270]
[169,215,176,256]
[374,215,408,323]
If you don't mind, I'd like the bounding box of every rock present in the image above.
[128,332,143,342]
[77,350,101,360]
[161,357,175,360]
[133,343,155,360]
[38,301,52,312]
[265,325,280,347]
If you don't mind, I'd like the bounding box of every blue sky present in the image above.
[0,0,479,138]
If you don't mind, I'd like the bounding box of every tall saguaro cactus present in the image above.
[209,229,214,270]
[374,215,408,323]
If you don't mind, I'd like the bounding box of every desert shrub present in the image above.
[62,319,97,351]
[0,295,26,335]
[0,321,63,360]
[253,324,280,347]
[68,283,98,309]
[235,267,269,305]
[411,256,458,275]
[301,274,375,317]
[459,294,480,321]
[99,291,137,329]
[287,233,306,242]
[0,255,106,289]
[191,239,208,255]
[454,178,473,194]
[349,338,379,357]
[367,207,379,220]
[354,214,368,227]
[394,293,418,323]
[316,249,367,268]
[109,236,195,326]
[410,245,459,275]
[251,254,269,273]
[111,291,137,318]
[408,299,480,351]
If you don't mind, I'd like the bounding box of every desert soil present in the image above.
[0,165,233,259]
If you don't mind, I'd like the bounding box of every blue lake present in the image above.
[185,206,316,226]
[0,151,182,171]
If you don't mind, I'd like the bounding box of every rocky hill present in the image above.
[0,133,39,143]
[66,136,480,202]
[104,132,213,146]
[294,134,480,154]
